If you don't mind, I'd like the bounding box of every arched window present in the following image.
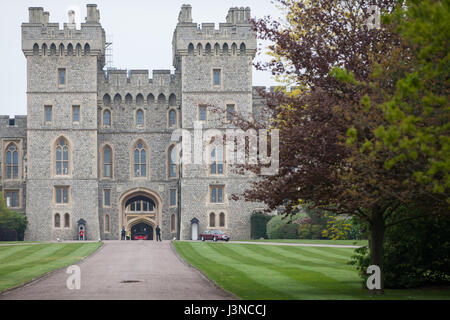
[103,94,111,106]
[210,145,224,175]
[103,109,111,126]
[170,214,176,232]
[168,145,178,178]
[136,109,144,126]
[205,43,211,55]
[133,141,147,177]
[59,43,64,56]
[64,213,70,228]
[105,214,110,232]
[209,212,216,227]
[147,93,154,105]
[50,43,56,56]
[232,43,237,55]
[67,43,73,56]
[188,43,194,55]
[5,143,19,180]
[42,43,47,56]
[169,94,177,106]
[55,137,69,176]
[54,213,61,228]
[125,196,155,213]
[169,109,177,127]
[103,145,112,178]
[76,43,81,56]
[158,93,166,104]
[240,42,246,55]
[197,43,202,55]
[114,94,122,106]
[125,93,132,104]
[84,43,90,55]
[136,94,144,106]
[33,43,39,56]
[219,212,225,227]
[214,43,220,55]
[223,43,229,55]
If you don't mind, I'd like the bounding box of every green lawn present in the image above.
[174,241,450,300]
[234,239,368,246]
[0,242,102,293]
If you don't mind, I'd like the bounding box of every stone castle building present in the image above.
[0,4,270,241]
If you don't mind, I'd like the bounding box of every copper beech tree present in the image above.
[223,0,448,293]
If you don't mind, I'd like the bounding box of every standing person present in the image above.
[156,225,161,242]
[121,226,126,240]
[79,228,84,241]
[126,230,131,241]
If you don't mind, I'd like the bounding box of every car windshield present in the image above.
[212,230,224,234]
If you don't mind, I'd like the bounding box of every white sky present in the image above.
[0,0,282,117]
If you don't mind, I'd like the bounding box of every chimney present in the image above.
[43,11,50,24]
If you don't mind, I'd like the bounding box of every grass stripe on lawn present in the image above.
[222,244,361,299]
[0,242,102,293]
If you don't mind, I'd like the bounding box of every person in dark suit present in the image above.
[121,226,126,240]
[156,225,161,242]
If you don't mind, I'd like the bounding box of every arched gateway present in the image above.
[119,188,162,240]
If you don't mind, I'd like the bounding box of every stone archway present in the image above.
[119,188,163,240]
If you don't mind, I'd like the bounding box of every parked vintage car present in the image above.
[200,229,230,242]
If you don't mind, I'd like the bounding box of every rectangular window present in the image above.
[45,106,52,123]
[227,104,235,121]
[213,69,221,86]
[170,189,177,207]
[5,190,19,208]
[55,186,69,204]
[199,105,207,121]
[72,105,80,123]
[210,186,224,203]
[104,189,111,207]
[58,69,66,86]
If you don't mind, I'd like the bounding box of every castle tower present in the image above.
[22,5,105,240]
[172,6,259,240]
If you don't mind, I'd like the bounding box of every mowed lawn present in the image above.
[174,242,450,300]
[0,242,102,293]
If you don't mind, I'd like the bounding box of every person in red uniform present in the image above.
[80,229,84,240]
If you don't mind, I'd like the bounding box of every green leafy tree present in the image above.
[0,192,27,241]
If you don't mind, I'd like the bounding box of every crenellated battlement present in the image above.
[22,5,105,58]
[172,4,256,67]
[103,69,178,86]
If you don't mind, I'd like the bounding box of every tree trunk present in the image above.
[368,210,386,294]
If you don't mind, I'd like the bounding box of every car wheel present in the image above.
[201,236,205,241]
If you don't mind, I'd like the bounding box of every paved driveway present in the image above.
[0,240,235,300]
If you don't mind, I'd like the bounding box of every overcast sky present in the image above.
[0,0,282,117]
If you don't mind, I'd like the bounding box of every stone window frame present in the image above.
[166,143,179,180]
[169,188,177,207]
[63,213,71,229]
[57,68,67,88]
[3,140,22,181]
[130,139,150,180]
[170,213,177,233]
[103,189,112,208]
[104,214,111,233]
[225,103,237,123]
[197,104,207,122]
[208,142,226,177]
[207,210,228,229]
[102,108,112,127]
[72,105,81,125]
[100,143,114,180]
[212,68,222,89]
[135,108,145,128]
[208,185,226,204]
[52,136,72,178]
[44,105,53,125]
[54,186,71,205]
[167,107,178,129]
[54,213,61,229]
[4,189,21,209]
